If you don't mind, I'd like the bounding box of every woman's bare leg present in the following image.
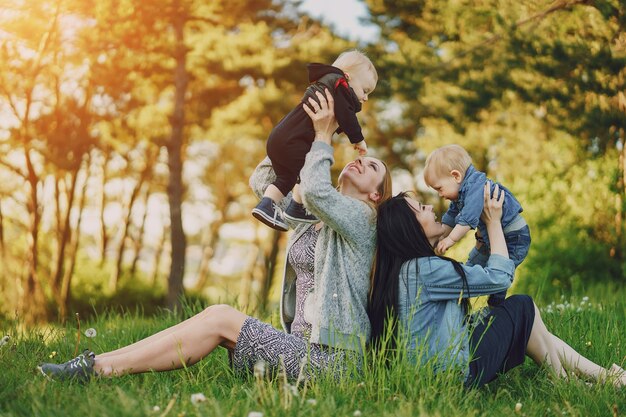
[93,305,247,376]
[526,303,625,386]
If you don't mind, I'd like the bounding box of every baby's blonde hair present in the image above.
[332,50,378,83]
[423,144,473,186]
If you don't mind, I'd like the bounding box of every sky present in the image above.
[298,0,379,44]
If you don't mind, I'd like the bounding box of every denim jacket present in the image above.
[441,165,523,240]
[396,254,514,379]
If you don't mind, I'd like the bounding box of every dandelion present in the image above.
[306,399,317,406]
[515,402,522,413]
[190,393,207,405]
[586,341,592,347]
[84,328,97,338]
[282,382,299,397]
[354,410,362,417]
[152,406,161,412]
[253,360,266,378]
[582,296,589,302]
[0,335,10,347]
[247,412,263,417]
[48,351,57,359]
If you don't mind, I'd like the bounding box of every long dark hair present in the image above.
[368,192,471,349]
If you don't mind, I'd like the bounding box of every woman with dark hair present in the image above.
[370,183,626,387]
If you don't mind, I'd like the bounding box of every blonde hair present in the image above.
[332,50,378,83]
[374,160,393,209]
[423,144,472,186]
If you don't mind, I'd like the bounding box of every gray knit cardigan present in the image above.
[249,141,377,353]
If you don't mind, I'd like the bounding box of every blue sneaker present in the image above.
[252,197,289,232]
[38,350,96,382]
[284,200,319,224]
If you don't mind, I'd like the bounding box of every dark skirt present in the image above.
[231,317,359,381]
[466,294,536,387]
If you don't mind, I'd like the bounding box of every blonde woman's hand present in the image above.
[354,140,368,155]
[302,89,338,145]
[481,181,504,225]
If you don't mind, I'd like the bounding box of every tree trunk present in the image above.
[152,224,169,286]
[0,200,5,295]
[165,4,189,309]
[613,132,625,264]
[51,167,80,310]
[23,148,47,323]
[257,230,281,314]
[99,151,111,266]
[60,156,91,320]
[130,186,150,277]
[0,199,4,258]
[109,172,147,292]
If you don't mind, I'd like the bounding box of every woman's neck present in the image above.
[339,183,370,203]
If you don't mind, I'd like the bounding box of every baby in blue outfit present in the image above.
[423,144,531,306]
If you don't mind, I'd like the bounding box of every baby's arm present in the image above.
[353,140,367,155]
[435,224,471,255]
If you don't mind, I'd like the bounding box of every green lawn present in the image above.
[1,295,625,417]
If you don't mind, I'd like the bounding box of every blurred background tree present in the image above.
[0,0,624,323]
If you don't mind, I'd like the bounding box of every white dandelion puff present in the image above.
[353,410,362,417]
[84,328,97,338]
[515,402,522,413]
[152,405,160,412]
[190,393,207,405]
[247,412,263,417]
[253,360,266,378]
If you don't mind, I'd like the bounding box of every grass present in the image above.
[0,294,625,417]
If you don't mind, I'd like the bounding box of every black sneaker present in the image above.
[284,200,319,224]
[252,197,289,232]
[38,350,96,382]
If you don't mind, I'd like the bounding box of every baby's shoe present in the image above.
[284,200,319,224]
[252,197,289,232]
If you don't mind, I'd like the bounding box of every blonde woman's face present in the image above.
[339,156,386,196]
[348,70,377,103]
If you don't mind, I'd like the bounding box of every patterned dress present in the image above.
[231,226,357,380]
[288,225,319,338]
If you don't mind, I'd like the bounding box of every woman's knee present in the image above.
[202,304,247,338]
[201,304,238,321]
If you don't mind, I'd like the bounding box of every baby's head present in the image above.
[423,144,472,201]
[332,50,378,103]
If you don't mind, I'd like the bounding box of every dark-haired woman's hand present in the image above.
[481,181,504,226]
[303,89,338,145]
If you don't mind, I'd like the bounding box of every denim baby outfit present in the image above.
[441,165,530,306]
